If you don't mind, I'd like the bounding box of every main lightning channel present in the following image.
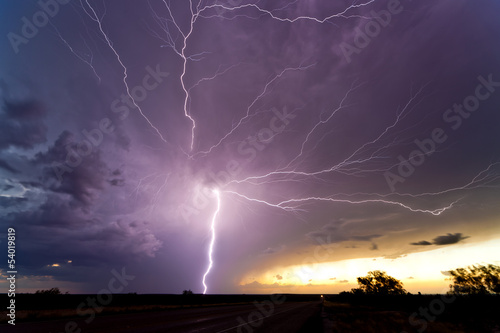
[202,189,221,294]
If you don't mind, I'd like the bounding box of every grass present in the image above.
[323,301,465,333]
[322,295,500,333]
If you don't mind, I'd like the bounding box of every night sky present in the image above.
[1,0,500,295]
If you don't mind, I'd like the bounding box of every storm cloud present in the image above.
[1,0,499,295]
[411,233,470,246]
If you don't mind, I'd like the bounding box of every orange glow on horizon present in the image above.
[239,238,500,294]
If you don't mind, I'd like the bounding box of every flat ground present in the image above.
[323,294,500,333]
[1,294,499,332]
[0,301,322,333]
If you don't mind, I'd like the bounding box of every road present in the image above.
[2,301,323,333]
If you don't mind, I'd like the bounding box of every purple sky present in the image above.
[1,0,500,294]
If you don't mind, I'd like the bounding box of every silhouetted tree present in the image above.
[182,289,193,295]
[35,287,62,295]
[351,270,407,295]
[448,264,500,295]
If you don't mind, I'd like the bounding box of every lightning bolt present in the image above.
[152,1,380,153]
[276,197,458,216]
[191,63,316,158]
[82,0,169,144]
[202,189,221,294]
[66,1,500,295]
[199,1,377,22]
[50,22,102,83]
[231,84,430,185]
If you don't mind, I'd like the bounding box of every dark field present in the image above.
[323,294,500,333]
[0,293,320,322]
[1,293,499,332]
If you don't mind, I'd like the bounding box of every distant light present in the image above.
[51,264,60,267]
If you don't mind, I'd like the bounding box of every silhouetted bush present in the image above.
[35,287,62,295]
[351,270,407,295]
[448,264,500,295]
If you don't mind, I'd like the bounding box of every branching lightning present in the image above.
[70,1,500,294]
[191,63,316,158]
[82,0,169,144]
[151,0,378,153]
[50,22,102,83]
[199,1,378,23]
[147,0,500,293]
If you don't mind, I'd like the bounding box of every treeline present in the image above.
[342,264,500,296]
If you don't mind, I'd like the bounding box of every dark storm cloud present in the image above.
[3,100,46,119]
[109,178,125,186]
[432,233,470,245]
[108,169,125,186]
[34,131,107,208]
[0,158,18,173]
[0,196,27,208]
[10,196,84,228]
[34,130,73,164]
[306,220,382,245]
[8,196,162,269]
[1,0,500,295]
[0,99,47,150]
[1,183,14,191]
[19,180,43,188]
[410,240,432,246]
[410,233,470,246]
[0,125,162,277]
